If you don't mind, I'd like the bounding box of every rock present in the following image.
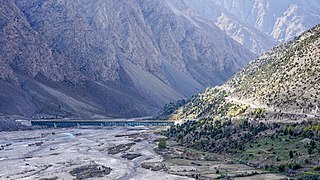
[141,162,166,171]
[69,164,112,179]
[107,143,136,155]
[121,153,142,160]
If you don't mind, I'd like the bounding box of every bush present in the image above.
[298,174,320,180]
[313,166,320,171]
[278,164,287,172]
[253,108,265,118]
[289,162,302,170]
[289,151,294,159]
[158,138,167,149]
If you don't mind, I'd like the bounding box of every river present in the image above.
[0,126,190,180]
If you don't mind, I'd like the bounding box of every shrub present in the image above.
[158,138,167,149]
[278,164,287,172]
[313,166,320,171]
[289,162,302,170]
[289,151,294,159]
[298,174,320,180]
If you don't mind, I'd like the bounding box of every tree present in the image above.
[308,140,316,154]
[308,147,314,155]
[270,134,275,140]
[158,138,167,149]
[310,140,316,149]
[289,150,294,159]
[278,164,286,172]
[215,120,221,128]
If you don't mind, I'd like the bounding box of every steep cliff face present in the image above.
[139,0,253,86]
[0,0,254,118]
[182,0,278,55]
[181,0,320,55]
[215,0,320,42]
[0,0,63,83]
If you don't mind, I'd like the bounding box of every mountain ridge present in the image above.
[181,0,320,55]
[160,24,320,120]
[0,0,254,118]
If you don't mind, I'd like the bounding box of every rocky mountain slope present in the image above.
[215,0,320,42]
[182,0,277,55]
[161,24,320,120]
[181,0,320,55]
[228,24,320,115]
[0,0,254,119]
[162,24,320,179]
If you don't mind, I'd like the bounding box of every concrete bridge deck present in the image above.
[31,120,174,127]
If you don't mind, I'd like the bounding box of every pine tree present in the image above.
[289,150,294,159]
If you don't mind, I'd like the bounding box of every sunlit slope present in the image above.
[161,24,320,120]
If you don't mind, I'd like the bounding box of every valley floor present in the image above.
[0,127,190,180]
[159,141,288,180]
[0,125,288,180]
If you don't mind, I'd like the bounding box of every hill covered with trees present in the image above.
[160,24,320,121]
[161,24,320,178]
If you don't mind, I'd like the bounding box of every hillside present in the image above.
[228,25,320,116]
[0,0,254,119]
[162,24,320,179]
[161,24,320,120]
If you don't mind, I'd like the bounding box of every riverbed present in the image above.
[0,126,288,180]
[0,127,191,180]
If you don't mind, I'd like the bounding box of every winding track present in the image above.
[226,96,316,120]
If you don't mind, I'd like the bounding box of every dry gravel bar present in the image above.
[0,127,191,180]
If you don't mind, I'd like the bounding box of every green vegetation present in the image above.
[227,24,320,114]
[253,108,265,118]
[314,166,320,171]
[160,24,320,178]
[297,174,320,180]
[156,99,187,120]
[164,119,320,177]
[158,138,167,149]
[157,87,230,120]
[227,104,249,117]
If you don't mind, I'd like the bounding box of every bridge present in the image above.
[31,120,174,128]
